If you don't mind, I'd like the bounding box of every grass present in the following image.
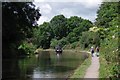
[99,56,109,78]
[68,54,91,79]
[99,56,117,79]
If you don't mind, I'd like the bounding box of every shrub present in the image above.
[50,39,59,49]
[18,41,36,55]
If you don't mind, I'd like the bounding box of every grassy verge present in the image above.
[68,54,91,79]
[99,56,109,78]
[99,56,118,79]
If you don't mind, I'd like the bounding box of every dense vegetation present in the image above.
[2,2,100,57]
[32,15,98,49]
[31,2,119,78]
[95,2,119,78]
[2,2,41,58]
[2,1,119,79]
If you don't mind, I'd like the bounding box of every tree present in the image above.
[33,22,53,49]
[66,16,83,33]
[2,2,41,58]
[33,15,93,49]
[95,2,119,78]
[50,15,68,40]
[95,2,119,28]
[78,28,101,49]
[67,32,78,43]
[67,16,93,39]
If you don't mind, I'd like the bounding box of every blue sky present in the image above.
[33,0,102,25]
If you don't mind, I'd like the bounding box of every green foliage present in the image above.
[67,16,83,32]
[67,16,93,36]
[99,27,119,78]
[58,37,69,47]
[95,2,119,78]
[32,15,93,49]
[80,31,100,49]
[18,41,36,55]
[50,15,68,39]
[50,39,59,49]
[71,42,78,49]
[67,32,79,43]
[50,37,68,48]
[2,2,41,43]
[70,55,91,78]
[95,2,119,28]
[2,2,41,58]
[33,22,53,49]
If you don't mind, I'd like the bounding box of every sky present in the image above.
[33,0,102,25]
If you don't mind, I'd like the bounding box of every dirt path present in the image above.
[84,55,100,78]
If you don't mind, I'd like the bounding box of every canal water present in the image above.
[2,50,88,80]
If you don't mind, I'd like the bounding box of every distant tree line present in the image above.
[32,15,98,49]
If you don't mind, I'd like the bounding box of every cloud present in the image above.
[80,0,102,9]
[37,16,49,25]
[40,3,52,14]
[34,1,102,25]
[59,8,75,18]
[34,0,102,3]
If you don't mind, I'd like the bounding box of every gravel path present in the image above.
[84,55,100,78]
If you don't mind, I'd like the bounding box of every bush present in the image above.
[58,37,69,47]
[18,41,36,55]
[71,42,78,49]
[50,37,69,49]
[79,31,100,49]
[50,39,59,49]
[99,26,119,78]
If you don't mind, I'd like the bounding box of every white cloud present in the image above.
[81,0,102,9]
[40,4,52,14]
[34,1,102,25]
[34,0,102,3]
[81,13,97,22]
[37,16,49,25]
[34,0,119,3]
[59,8,74,18]
[34,0,45,2]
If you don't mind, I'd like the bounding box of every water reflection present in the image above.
[38,51,51,67]
[56,54,62,65]
[32,51,87,78]
[2,59,21,80]
[2,51,89,79]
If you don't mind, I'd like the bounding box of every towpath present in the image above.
[84,55,99,78]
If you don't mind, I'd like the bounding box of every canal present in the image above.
[2,50,88,80]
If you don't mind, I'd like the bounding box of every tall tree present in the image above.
[50,15,68,40]
[2,2,41,58]
[67,16,83,33]
[95,2,119,28]
[33,22,53,49]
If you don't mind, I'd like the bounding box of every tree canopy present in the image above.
[95,2,119,28]
[2,2,41,58]
[50,15,68,40]
[95,2,119,78]
[33,15,93,49]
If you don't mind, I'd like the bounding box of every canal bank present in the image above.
[34,48,90,53]
[68,53,91,79]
